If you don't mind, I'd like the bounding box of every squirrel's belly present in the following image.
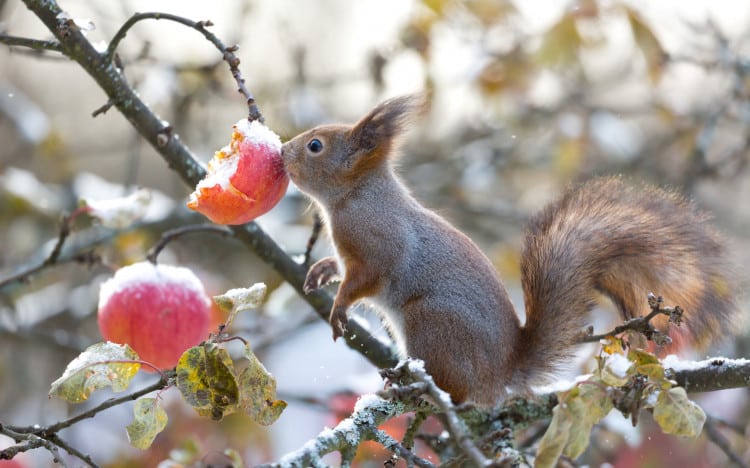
[364,292,408,357]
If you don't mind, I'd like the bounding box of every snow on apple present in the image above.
[187,119,289,225]
[97,261,211,370]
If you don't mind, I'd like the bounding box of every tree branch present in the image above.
[20,0,398,370]
[259,395,417,468]
[146,224,233,264]
[385,361,496,467]
[0,208,100,291]
[665,357,750,393]
[0,33,62,52]
[103,11,262,122]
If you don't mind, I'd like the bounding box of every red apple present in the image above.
[97,262,211,370]
[187,119,289,225]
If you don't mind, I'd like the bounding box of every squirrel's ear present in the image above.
[348,94,424,160]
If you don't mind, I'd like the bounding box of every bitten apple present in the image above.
[97,262,211,370]
[187,119,289,225]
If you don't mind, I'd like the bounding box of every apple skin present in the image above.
[187,120,289,225]
[97,262,211,370]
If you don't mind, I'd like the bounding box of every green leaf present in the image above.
[238,344,287,425]
[175,343,240,420]
[627,349,659,366]
[49,342,141,403]
[126,397,168,450]
[653,387,706,438]
[628,349,665,380]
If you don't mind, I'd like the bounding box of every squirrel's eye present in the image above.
[307,138,323,153]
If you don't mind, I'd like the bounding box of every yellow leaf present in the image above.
[127,397,168,450]
[536,13,581,67]
[625,7,665,83]
[238,344,287,425]
[175,343,240,420]
[554,139,584,176]
[564,383,613,459]
[601,336,624,355]
[49,342,140,403]
[653,387,706,438]
[535,402,573,468]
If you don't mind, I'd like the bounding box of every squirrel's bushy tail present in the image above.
[513,177,738,388]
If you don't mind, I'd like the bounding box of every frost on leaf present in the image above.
[49,342,141,403]
[653,387,706,438]
[175,343,240,421]
[600,352,633,386]
[81,188,151,229]
[238,343,287,425]
[126,397,168,450]
[213,283,267,328]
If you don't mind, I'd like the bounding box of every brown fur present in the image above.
[282,95,739,405]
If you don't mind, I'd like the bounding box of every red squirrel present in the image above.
[281,95,738,406]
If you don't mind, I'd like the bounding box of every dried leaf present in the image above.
[653,387,706,438]
[536,13,581,67]
[535,402,573,468]
[626,7,665,83]
[175,343,239,420]
[238,344,287,425]
[564,383,613,459]
[536,381,614,466]
[126,397,168,450]
[49,342,140,403]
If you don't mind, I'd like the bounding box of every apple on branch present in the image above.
[97,262,212,370]
[187,119,288,225]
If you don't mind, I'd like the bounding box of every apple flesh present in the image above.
[97,262,211,370]
[187,119,289,225]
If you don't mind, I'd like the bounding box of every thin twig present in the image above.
[581,294,681,343]
[0,428,65,466]
[375,428,435,468]
[103,12,262,121]
[0,209,92,290]
[6,376,167,435]
[46,434,100,468]
[0,34,62,52]
[146,224,233,264]
[704,416,747,468]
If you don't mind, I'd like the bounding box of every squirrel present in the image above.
[281,95,739,406]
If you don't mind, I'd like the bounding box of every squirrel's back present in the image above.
[513,176,738,390]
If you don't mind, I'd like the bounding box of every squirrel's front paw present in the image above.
[303,257,340,294]
[329,307,349,341]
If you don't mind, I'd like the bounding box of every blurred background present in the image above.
[2,0,750,466]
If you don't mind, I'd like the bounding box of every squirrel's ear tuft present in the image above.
[348,94,425,158]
